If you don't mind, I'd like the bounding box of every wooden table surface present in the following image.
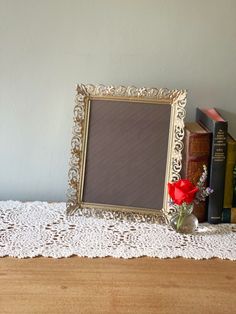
[0,257,235,314]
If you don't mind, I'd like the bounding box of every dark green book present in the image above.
[222,207,236,223]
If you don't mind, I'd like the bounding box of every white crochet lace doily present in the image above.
[0,201,236,260]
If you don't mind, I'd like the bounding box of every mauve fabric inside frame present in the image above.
[82,99,171,210]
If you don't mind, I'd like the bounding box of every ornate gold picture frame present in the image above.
[67,84,186,224]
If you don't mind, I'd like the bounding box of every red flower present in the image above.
[168,179,199,205]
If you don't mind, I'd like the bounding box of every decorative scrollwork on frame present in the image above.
[67,84,186,223]
[67,88,87,213]
[170,92,187,182]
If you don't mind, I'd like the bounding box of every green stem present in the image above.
[176,203,191,231]
[176,212,185,231]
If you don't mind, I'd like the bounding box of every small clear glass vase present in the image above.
[170,203,198,234]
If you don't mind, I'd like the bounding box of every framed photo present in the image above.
[67,84,186,223]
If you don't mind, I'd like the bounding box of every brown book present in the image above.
[181,122,211,222]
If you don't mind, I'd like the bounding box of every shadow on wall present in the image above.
[217,109,236,138]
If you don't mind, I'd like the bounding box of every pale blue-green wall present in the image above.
[0,0,235,201]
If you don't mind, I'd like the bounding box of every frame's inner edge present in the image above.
[80,96,173,213]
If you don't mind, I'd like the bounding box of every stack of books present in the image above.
[181,108,236,224]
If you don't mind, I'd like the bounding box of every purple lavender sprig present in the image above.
[197,165,208,188]
[194,165,213,204]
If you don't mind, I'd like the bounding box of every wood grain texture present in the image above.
[0,257,235,314]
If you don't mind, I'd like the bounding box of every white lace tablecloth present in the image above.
[0,201,236,260]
